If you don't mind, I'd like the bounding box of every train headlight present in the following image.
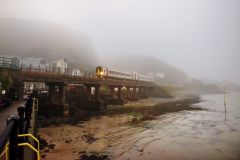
[100,71,104,76]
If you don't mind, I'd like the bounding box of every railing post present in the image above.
[17,106,25,160]
[25,97,33,132]
[8,116,19,160]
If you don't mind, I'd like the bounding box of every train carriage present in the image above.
[96,66,153,82]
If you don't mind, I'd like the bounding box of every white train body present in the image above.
[96,66,153,82]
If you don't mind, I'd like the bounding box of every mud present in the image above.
[39,97,202,160]
[39,93,240,160]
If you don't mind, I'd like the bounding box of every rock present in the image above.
[79,151,87,155]
[80,154,110,160]
[37,135,48,150]
[48,144,55,150]
[65,140,70,144]
[44,149,49,153]
[82,134,98,144]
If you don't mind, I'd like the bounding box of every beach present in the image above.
[39,93,240,160]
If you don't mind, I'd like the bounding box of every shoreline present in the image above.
[39,96,202,160]
[105,96,201,116]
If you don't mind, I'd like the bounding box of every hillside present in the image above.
[112,56,189,86]
[185,79,224,95]
[0,18,98,71]
[110,55,226,95]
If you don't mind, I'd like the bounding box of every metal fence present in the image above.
[0,95,40,160]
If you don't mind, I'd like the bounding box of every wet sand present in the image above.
[39,97,203,160]
[39,94,240,160]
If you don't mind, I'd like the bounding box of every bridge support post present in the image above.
[47,82,66,105]
[48,85,55,104]
[133,87,136,98]
[138,87,143,98]
[59,85,66,105]
[110,86,115,99]
[139,87,149,98]
[126,87,130,99]
[46,82,66,116]
[94,85,101,100]
[86,85,92,100]
[145,87,149,98]
[117,86,122,100]
[18,83,24,101]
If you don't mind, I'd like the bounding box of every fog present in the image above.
[0,18,98,71]
[0,0,239,84]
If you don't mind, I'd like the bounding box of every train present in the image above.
[0,57,153,82]
[96,66,153,82]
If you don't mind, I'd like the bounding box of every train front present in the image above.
[96,66,106,78]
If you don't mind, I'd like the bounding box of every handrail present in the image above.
[18,134,40,152]
[0,143,8,160]
[0,95,39,160]
[18,143,40,160]
[0,117,16,154]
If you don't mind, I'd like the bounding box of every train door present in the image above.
[104,68,108,77]
[132,72,138,80]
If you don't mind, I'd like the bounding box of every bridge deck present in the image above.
[1,66,155,88]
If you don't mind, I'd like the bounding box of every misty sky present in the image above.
[0,0,239,84]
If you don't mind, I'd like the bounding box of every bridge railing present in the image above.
[19,65,98,80]
[0,95,40,160]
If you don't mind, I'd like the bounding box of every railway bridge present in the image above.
[0,57,164,115]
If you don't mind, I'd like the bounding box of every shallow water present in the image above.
[108,93,240,160]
